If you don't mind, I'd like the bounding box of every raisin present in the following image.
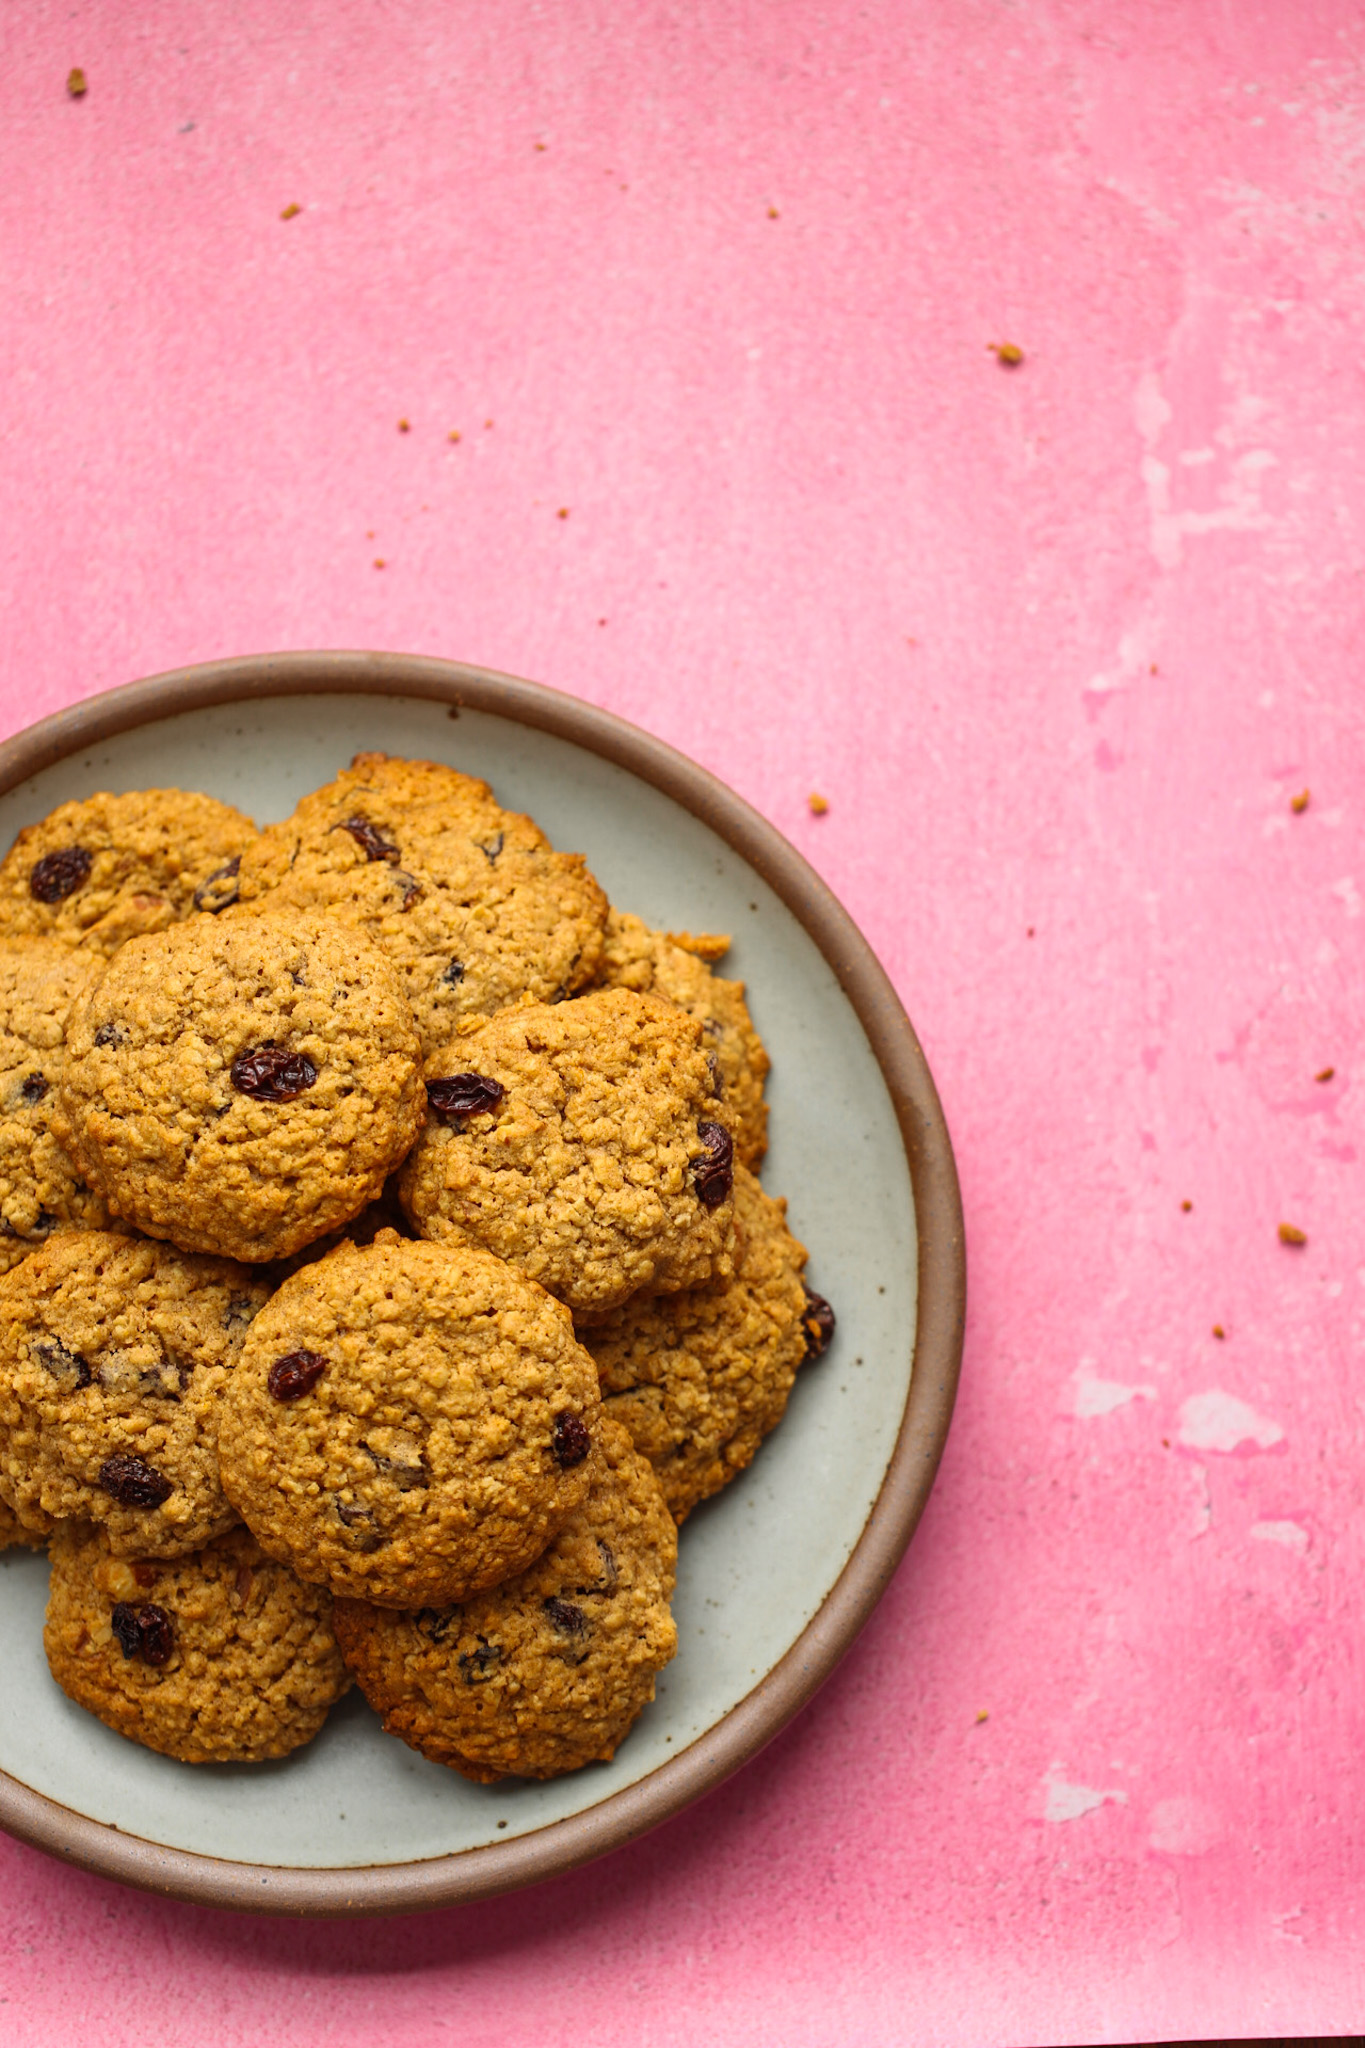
[552,1413,591,1468]
[335,1500,383,1550]
[692,1121,733,1208]
[19,1073,48,1105]
[393,870,422,909]
[477,832,504,863]
[801,1287,836,1360]
[193,856,241,913]
[111,1601,174,1665]
[458,1637,501,1683]
[29,847,91,903]
[427,1073,505,1122]
[441,958,465,987]
[543,1596,587,1635]
[334,815,400,863]
[416,1606,459,1644]
[231,1044,318,1102]
[267,1349,327,1401]
[99,1454,173,1509]
[34,1337,92,1391]
[223,1293,260,1330]
[706,1052,723,1097]
[92,1021,125,1049]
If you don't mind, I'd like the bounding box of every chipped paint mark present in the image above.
[1331,877,1362,918]
[1044,1775,1128,1824]
[1149,1797,1223,1855]
[1178,1390,1284,1454]
[1251,1519,1309,1554]
[1073,1374,1156,1418]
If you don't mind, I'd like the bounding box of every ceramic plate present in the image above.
[0,654,964,1915]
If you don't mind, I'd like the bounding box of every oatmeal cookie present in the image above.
[400,987,737,1317]
[54,910,423,1262]
[218,1235,602,1607]
[0,937,113,1273]
[234,753,608,1052]
[44,1521,351,1762]
[596,912,769,1167]
[0,788,258,957]
[584,1164,834,1521]
[0,1230,271,1555]
[334,1417,676,1781]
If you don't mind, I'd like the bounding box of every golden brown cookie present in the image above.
[0,788,258,957]
[218,1235,602,1608]
[334,1417,677,1781]
[44,1521,351,1763]
[400,986,737,1317]
[596,912,770,1167]
[0,1231,271,1556]
[583,1164,835,1521]
[0,937,113,1273]
[0,1498,45,1551]
[53,910,423,1262]
[234,753,608,1053]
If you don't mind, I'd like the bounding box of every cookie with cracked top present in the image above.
[53,909,423,1261]
[595,911,770,1168]
[583,1163,820,1522]
[232,752,608,1053]
[0,1229,271,1555]
[44,1521,351,1763]
[217,1234,602,1608]
[399,986,738,1317]
[333,1416,676,1781]
[0,937,115,1273]
[0,787,258,956]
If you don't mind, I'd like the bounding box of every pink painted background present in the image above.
[2,2,1363,2041]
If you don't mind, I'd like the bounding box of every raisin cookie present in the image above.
[0,1230,271,1555]
[584,1164,834,1521]
[44,1521,351,1763]
[218,1235,602,1607]
[0,937,113,1272]
[400,987,737,1317]
[334,1417,677,1781]
[0,1498,45,1552]
[0,788,258,957]
[54,910,423,1262]
[234,753,608,1052]
[596,912,769,1168]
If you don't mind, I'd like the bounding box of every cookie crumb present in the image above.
[557,507,569,519]
[280,202,301,220]
[398,419,410,433]
[1026,926,1035,938]
[1212,1324,1225,1339]
[534,142,547,152]
[1181,1200,1193,1212]
[484,419,494,429]
[448,430,461,442]
[808,792,829,816]
[767,205,780,219]
[1278,1222,1307,1247]
[1316,1067,1335,1083]
[975,1709,989,1724]
[990,341,1024,367]
[1290,788,1310,814]
[67,67,88,97]
[373,558,385,569]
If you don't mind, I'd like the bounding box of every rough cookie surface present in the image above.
[218,1235,602,1607]
[44,1521,351,1763]
[0,1497,46,1551]
[334,1417,677,1781]
[596,912,770,1168]
[234,753,608,1053]
[0,788,258,957]
[584,1164,811,1522]
[0,937,113,1273]
[54,910,423,1261]
[400,987,737,1316]
[0,1230,271,1555]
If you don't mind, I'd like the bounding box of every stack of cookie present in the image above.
[0,756,833,1783]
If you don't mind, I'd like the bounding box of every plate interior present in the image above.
[0,692,917,1868]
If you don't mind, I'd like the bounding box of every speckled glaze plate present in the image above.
[0,653,964,1916]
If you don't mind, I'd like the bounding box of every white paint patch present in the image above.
[1072,1374,1156,1418]
[1332,877,1362,919]
[1177,1390,1284,1454]
[1149,1797,1223,1855]
[1251,1519,1309,1555]
[1044,1776,1128,1824]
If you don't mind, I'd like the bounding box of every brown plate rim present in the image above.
[0,650,966,1916]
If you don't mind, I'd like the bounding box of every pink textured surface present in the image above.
[1,2,1363,2041]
